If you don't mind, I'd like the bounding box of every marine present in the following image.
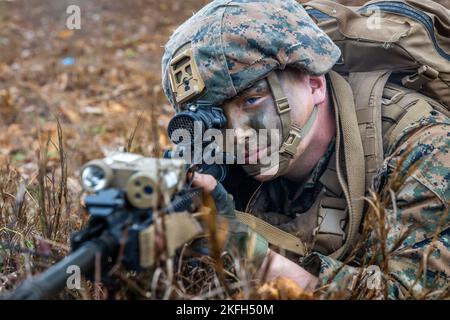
[161,0,450,299]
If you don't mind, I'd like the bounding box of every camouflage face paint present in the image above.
[223,79,282,174]
[224,79,281,131]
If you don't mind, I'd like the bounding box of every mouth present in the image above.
[244,146,268,164]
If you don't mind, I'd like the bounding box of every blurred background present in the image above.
[0,0,213,178]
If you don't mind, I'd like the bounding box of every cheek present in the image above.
[225,103,281,131]
[228,110,251,129]
[288,89,314,125]
[251,110,279,131]
[250,99,282,131]
[224,106,243,128]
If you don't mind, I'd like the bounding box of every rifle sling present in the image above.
[235,210,306,256]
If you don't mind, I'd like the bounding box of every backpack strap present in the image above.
[381,83,437,149]
[315,151,347,253]
[327,71,366,260]
[387,99,434,148]
[347,71,440,188]
[348,71,392,190]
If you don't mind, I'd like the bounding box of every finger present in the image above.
[192,173,217,193]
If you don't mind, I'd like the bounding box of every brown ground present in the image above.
[0,0,212,179]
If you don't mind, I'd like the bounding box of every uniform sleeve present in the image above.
[304,122,450,299]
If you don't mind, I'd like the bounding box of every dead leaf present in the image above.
[107,102,127,113]
[37,240,52,256]
[58,105,80,123]
[0,89,13,110]
[0,154,8,167]
[256,277,314,300]
[7,123,22,136]
[57,30,74,39]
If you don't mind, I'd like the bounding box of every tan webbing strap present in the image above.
[235,210,306,256]
[319,150,343,197]
[388,99,433,148]
[266,72,319,158]
[328,71,365,260]
[382,103,407,123]
[279,109,319,158]
[267,72,291,143]
[402,65,439,91]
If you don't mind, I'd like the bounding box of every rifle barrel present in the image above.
[7,240,105,300]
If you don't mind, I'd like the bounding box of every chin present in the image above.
[253,174,274,182]
[252,164,282,182]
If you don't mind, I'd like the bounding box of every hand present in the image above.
[192,173,268,267]
[191,172,217,193]
[258,249,319,292]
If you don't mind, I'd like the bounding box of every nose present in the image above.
[227,112,255,145]
[234,127,258,146]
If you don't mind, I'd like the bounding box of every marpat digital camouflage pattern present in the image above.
[161,0,340,108]
[307,108,450,299]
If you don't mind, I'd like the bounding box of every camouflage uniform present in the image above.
[162,0,450,299]
[257,109,450,299]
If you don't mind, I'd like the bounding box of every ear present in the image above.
[309,75,327,106]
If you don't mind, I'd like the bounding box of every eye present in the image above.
[244,96,261,105]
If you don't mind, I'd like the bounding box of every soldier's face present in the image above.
[222,78,281,166]
[222,70,325,181]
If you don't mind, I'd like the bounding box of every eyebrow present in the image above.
[246,79,269,95]
[227,79,270,106]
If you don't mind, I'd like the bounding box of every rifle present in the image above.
[5,152,227,299]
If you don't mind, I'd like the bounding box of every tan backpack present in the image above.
[305,0,450,112]
[302,0,450,190]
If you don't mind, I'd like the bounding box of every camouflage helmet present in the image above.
[161,0,341,108]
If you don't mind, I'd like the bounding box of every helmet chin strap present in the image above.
[242,71,318,178]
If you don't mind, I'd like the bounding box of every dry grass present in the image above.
[0,122,447,300]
